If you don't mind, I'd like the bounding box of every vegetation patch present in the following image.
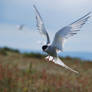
[0,47,92,92]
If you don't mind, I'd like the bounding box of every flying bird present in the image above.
[17,24,25,30]
[33,5,91,74]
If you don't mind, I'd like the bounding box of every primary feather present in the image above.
[53,57,79,74]
[33,5,50,45]
[52,12,91,51]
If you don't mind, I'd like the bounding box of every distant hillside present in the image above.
[60,52,92,61]
[1,47,92,61]
[19,48,92,61]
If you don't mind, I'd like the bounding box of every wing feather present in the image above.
[53,57,79,74]
[52,12,91,51]
[33,5,50,45]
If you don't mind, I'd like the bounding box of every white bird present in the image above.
[33,5,91,74]
[17,24,25,30]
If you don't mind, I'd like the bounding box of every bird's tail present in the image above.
[53,57,79,74]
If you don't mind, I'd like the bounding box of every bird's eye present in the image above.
[42,45,48,51]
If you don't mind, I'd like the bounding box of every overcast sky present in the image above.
[0,0,92,52]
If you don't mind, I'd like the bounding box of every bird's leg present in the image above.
[45,56,55,62]
[52,58,54,62]
[49,56,53,62]
[52,57,57,64]
[52,57,55,62]
[45,56,50,62]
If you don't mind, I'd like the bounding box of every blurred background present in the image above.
[0,0,92,59]
[0,0,92,92]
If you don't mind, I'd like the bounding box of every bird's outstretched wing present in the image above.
[33,5,50,45]
[53,57,79,74]
[52,12,91,51]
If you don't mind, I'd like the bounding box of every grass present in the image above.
[0,47,92,92]
[23,52,45,59]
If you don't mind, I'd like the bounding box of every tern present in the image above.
[17,24,25,30]
[33,5,91,74]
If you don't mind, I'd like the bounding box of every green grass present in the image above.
[23,52,45,59]
[0,47,20,54]
[0,47,92,92]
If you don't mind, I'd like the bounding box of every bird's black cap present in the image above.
[42,45,48,51]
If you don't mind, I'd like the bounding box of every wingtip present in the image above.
[65,65,79,74]
[87,12,92,15]
[55,57,80,74]
[86,12,92,20]
[33,4,36,9]
[85,12,92,18]
[74,70,79,74]
[33,4,39,14]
